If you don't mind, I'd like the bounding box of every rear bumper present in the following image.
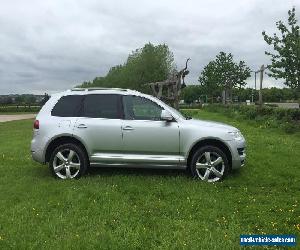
[31,134,46,164]
[31,149,45,164]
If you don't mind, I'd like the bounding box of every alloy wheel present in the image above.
[195,151,225,182]
[53,149,81,179]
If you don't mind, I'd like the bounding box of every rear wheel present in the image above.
[49,143,88,179]
[190,145,229,182]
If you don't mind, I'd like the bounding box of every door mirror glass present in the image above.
[161,110,173,121]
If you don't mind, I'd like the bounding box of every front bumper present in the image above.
[232,150,246,169]
[227,138,246,169]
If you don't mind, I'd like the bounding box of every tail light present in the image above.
[33,120,39,129]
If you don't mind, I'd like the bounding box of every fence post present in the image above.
[258,64,265,107]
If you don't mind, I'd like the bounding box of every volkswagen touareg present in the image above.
[31,88,246,182]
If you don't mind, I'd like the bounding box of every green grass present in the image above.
[0,110,299,249]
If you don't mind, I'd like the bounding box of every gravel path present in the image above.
[0,114,36,123]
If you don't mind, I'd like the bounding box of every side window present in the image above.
[123,95,163,121]
[51,95,83,117]
[82,94,122,119]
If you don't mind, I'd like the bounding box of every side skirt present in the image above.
[89,153,187,169]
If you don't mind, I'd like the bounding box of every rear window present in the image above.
[82,94,122,119]
[51,95,83,117]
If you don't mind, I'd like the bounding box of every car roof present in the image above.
[60,88,141,96]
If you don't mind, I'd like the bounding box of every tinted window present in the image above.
[51,95,83,117]
[123,95,163,120]
[82,94,122,119]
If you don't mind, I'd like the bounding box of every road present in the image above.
[0,114,36,123]
[265,102,299,109]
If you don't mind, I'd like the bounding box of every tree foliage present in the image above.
[181,85,204,104]
[80,43,175,92]
[198,52,251,101]
[262,7,300,90]
[0,96,13,105]
[231,87,299,103]
[181,86,299,104]
[198,61,220,100]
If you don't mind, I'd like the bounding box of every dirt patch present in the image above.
[0,114,36,123]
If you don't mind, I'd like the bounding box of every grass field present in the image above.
[0,110,299,249]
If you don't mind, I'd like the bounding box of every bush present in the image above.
[0,106,41,113]
[198,104,300,133]
[281,122,298,134]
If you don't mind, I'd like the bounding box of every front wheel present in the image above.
[49,143,88,179]
[190,145,229,182]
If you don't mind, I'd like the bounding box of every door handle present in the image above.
[77,124,87,129]
[122,126,134,131]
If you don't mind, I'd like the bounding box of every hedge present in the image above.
[0,106,41,113]
[203,104,300,121]
[181,104,300,134]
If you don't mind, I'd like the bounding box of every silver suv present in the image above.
[31,88,246,182]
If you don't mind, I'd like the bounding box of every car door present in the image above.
[121,95,181,167]
[73,94,123,164]
[50,95,83,135]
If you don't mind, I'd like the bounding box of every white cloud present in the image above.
[0,0,299,94]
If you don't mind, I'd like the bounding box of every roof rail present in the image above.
[70,87,128,92]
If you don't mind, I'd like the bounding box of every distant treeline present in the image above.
[0,94,49,106]
[181,85,300,104]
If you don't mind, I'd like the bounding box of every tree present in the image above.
[125,43,175,91]
[181,85,203,104]
[15,96,25,108]
[24,95,36,108]
[79,43,175,93]
[40,93,50,105]
[198,52,251,103]
[232,87,258,102]
[198,61,220,102]
[262,7,300,90]
[0,96,13,105]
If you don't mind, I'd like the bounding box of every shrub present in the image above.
[281,122,298,134]
[196,104,300,133]
[0,106,41,113]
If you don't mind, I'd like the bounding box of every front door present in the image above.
[121,95,181,167]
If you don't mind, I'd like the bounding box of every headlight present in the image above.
[228,131,243,141]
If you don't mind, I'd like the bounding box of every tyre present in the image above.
[190,145,229,182]
[49,143,88,179]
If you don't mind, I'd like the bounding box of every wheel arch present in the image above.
[45,135,89,164]
[186,138,232,170]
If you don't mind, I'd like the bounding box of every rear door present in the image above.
[73,94,123,162]
[50,95,83,134]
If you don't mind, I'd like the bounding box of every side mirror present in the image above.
[161,110,173,121]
